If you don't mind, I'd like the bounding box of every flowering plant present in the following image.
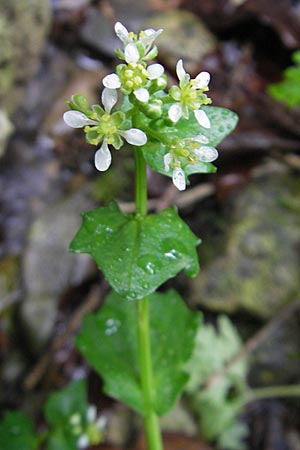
[63,21,238,450]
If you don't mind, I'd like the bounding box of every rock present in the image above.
[160,399,198,436]
[80,1,153,56]
[249,303,300,386]
[20,189,94,352]
[190,168,300,319]
[145,10,217,74]
[0,110,14,157]
[0,0,51,115]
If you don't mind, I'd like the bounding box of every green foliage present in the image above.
[70,202,200,300]
[76,289,201,416]
[0,411,38,450]
[0,380,105,450]
[185,316,248,450]
[268,50,300,108]
[45,379,89,450]
[142,106,238,181]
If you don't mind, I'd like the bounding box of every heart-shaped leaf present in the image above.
[70,203,200,300]
[76,290,201,415]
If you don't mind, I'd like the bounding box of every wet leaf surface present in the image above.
[76,290,200,415]
[70,202,200,300]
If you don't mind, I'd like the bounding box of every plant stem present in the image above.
[248,384,300,401]
[135,147,147,216]
[134,147,163,450]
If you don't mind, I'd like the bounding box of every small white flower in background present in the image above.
[77,434,89,449]
[73,406,107,449]
[63,88,147,172]
[168,59,212,128]
[163,135,218,191]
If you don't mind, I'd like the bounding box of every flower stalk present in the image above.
[135,148,163,450]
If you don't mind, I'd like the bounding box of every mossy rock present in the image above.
[190,169,300,318]
[0,0,51,115]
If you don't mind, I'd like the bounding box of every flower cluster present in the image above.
[63,21,218,191]
[69,405,106,449]
[164,135,218,191]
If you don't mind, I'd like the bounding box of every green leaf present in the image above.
[45,379,87,427]
[76,289,200,415]
[142,106,238,180]
[268,50,300,108]
[0,411,38,450]
[45,380,89,450]
[175,106,239,148]
[70,202,200,300]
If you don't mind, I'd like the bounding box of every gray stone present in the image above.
[190,168,300,318]
[21,189,94,351]
[145,10,217,73]
[0,0,51,115]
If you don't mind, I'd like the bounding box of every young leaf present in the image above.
[0,411,38,450]
[70,202,200,300]
[76,289,201,416]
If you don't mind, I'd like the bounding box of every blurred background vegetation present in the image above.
[1,1,300,449]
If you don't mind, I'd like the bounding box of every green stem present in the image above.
[143,126,169,145]
[248,384,300,402]
[134,147,163,450]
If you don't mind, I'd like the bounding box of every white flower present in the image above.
[163,136,218,191]
[63,87,147,172]
[102,63,164,103]
[114,22,163,56]
[168,59,211,128]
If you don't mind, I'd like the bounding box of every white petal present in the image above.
[176,59,187,82]
[192,134,209,144]
[124,43,140,64]
[102,73,121,89]
[114,22,130,44]
[194,146,218,162]
[122,128,147,146]
[141,28,163,47]
[94,142,112,171]
[194,71,211,89]
[163,153,172,172]
[168,103,182,123]
[63,111,97,128]
[77,434,89,449]
[194,109,211,128]
[133,88,149,103]
[101,88,118,113]
[172,167,186,191]
[147,63,164,80]
[87,405,97,423]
